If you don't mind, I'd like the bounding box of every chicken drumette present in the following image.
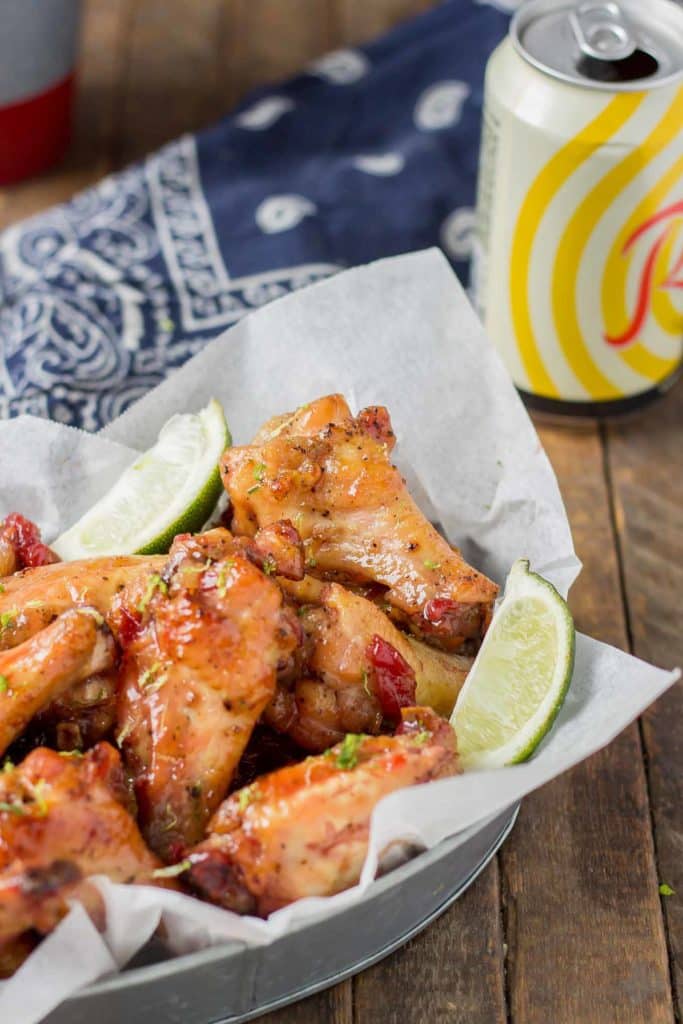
[267,576,472,752]
[186,706,459,916]
[0,743,176,951]
[221,395,498,651]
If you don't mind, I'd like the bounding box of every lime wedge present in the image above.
[451,559,575,769]
[53,399,231,559]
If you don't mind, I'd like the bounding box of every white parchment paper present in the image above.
[0,250,678,1023]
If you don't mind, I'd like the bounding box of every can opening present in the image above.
[577,47,659,83]
[511,0,683,92]
[570,2,660,83]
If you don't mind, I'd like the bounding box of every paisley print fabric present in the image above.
[0,0,510,428]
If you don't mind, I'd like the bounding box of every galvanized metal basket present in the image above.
[46,805,518,1024]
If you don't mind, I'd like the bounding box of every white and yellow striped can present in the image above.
[473,0,683,418]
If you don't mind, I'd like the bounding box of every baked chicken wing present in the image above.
[267,578,472,751]
[221,395,497,650]
[116,527,302,860]
[0,743,174,948]
[186,706,459,916]
[0,607,116,756]
[0,554,164,651]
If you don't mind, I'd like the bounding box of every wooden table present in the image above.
[2,2,681,1021]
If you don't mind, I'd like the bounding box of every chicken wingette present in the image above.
[0,554,164,651]
[221,394,498,651]
[186,706,459,916]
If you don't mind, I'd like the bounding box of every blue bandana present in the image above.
[0,0,511,430]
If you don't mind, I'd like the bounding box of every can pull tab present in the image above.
[569,1,638,63]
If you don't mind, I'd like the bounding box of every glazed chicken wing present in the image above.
[116,527,302,860]
[186,706,459,916]
[267,579,472,752]
[0,554,164,651]
[0,607,116,756]
[0,743,174,948]
[221,395,498,650]
[35,669,119,752]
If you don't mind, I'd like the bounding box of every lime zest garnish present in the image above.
[183,558,213,576]
[261,555,277,576]
[0,610,17,631]
[161,805,178,832]
[0,800,25,816]
[238,784,261,812]
[215,561,235,597]
[29,780,48,816]
[116,721,133,747]
[137,574,168,614]
[139,662,167,692]
[152,859,191,879]
[336,734,365,770]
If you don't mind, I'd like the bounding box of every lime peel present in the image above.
[53,399,230,559]
[451,559,575,770]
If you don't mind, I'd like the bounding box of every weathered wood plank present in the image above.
[114,0,227,165]
[498,423,673,1024]
[336,0,435,45]
[0,0,132,230]
[354,862,507,1024]
[258,980,351,1024]
[606,387,683,1017]
[220,0,335,104]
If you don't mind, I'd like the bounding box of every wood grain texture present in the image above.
[606,388,683,1018]
[260,980,352,1024]
[498,423,674,1024]
[114,0,227,165]
[336,0,436,44]
[354,862,507,1024]
[0,0,132,231]
[220,0,335,104]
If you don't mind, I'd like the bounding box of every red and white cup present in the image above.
[0,0,82,184]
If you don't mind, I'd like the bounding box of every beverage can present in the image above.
[0,0,82,185]
[473,0,683,418]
